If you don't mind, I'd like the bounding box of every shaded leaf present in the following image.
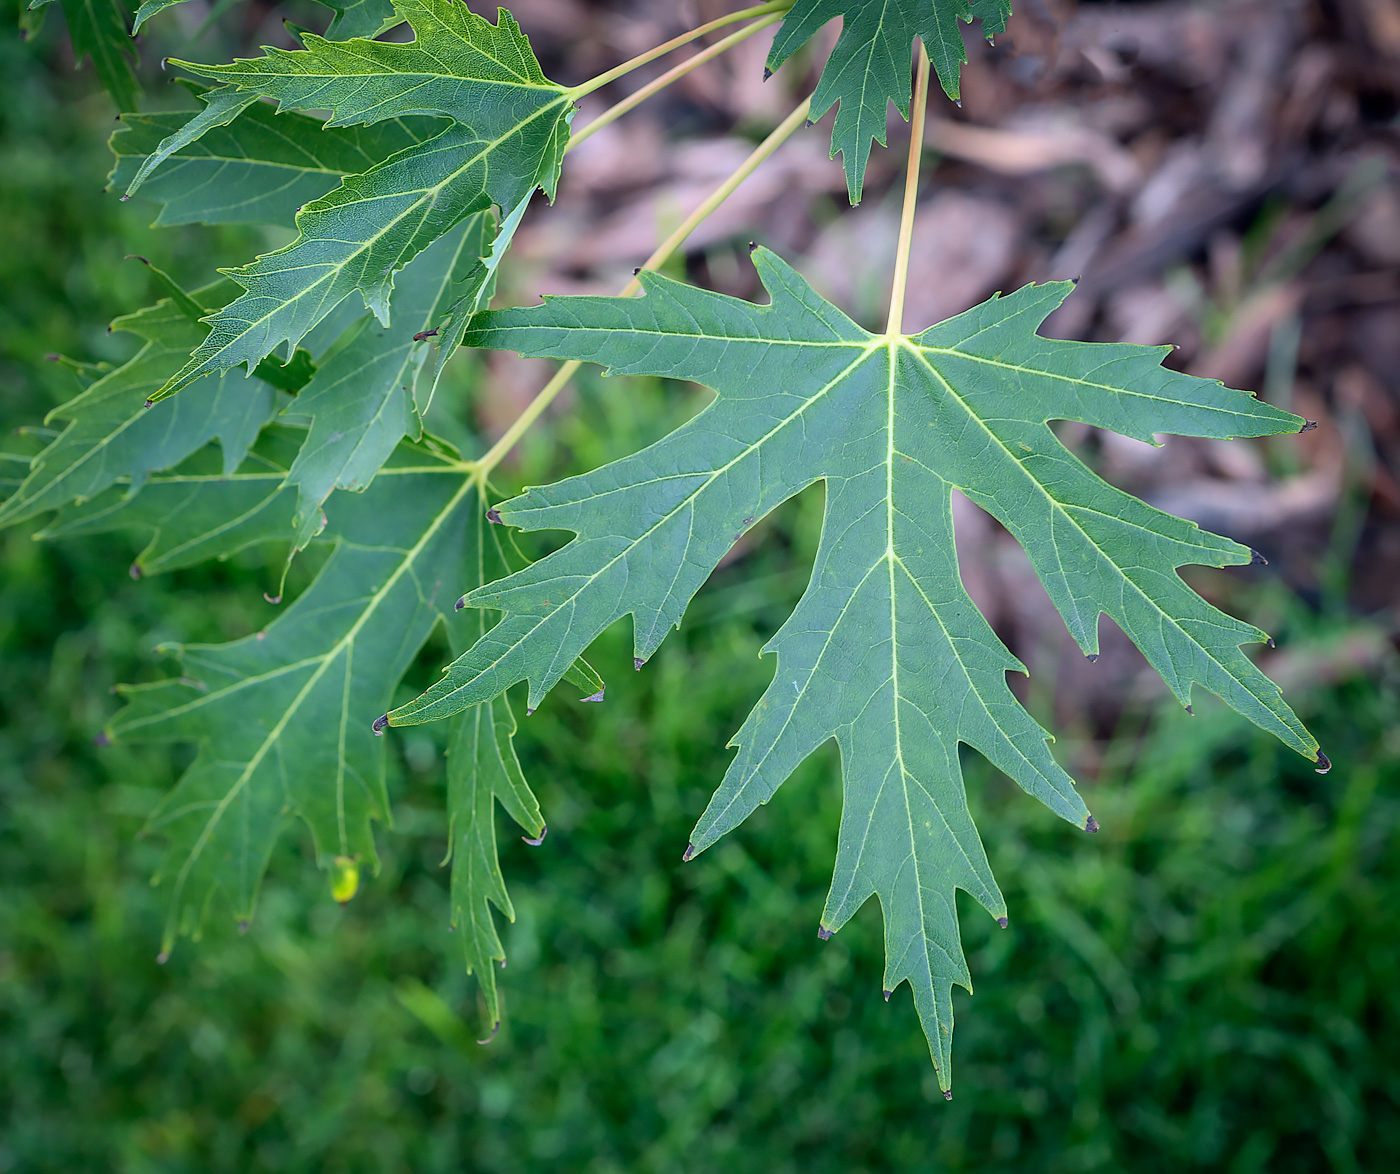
[389,248,1318,1087]
[284,214,489,545]
[59,0,139,111]
[0,285,281,528]
[153,0,573,399]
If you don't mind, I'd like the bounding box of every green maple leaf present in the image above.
[132,0,399,40]
[0,284,283,529]
[386,248,1322,1088]
[58,0,139,111]
[283,215,488,546]
[110,87,442,226]
[85,434,600,1006]
[770,0,1011,201]
[151,0,573,400]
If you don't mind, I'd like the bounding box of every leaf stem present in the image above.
[568,12,786,152]
[474,96,813,480]
[568,1,791,101]
[885,44,931,338]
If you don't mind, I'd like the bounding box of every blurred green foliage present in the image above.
[2,10,1398,1173]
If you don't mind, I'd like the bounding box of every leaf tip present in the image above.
[372,714,390,736]
[1085,815,1100,833]
[817,925,833,941]
[1315,750,1332,774]
[1085,652,1098,664]
[883,989,892,1001]
[238,919,249,935]
[943,1089,953,1101]
[263,592,281,605]
[412,328,439,342]
[129,563,142,581]
[682,843,696,862]
[996,916,1009,929]
[486,507,502,524]
[477,1022,500,1046]
[763,67,773,82]
[1267,635,1276,649]
[579,688,605,704]
[634,657,646,671]
[156,951,169,965]
[1185,704,1194,716]
[92,730,111,748]
[454,595,468,611]
[748,241,758,254]
[522,825,547,846]
[1250,548,1269,566]
[1299,420,1318,433]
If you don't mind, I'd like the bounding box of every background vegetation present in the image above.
[2,1,1397,1170]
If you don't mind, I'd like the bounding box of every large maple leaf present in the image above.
[770,0,1012,201]
[152,0,574,399]
[386,247,1322,1088]
[64,431,600,1026]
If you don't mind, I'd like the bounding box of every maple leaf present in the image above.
[77,431,600,1008]
[0,283,284,529]
[151,0,574,400]
[770,0,1011,200]
[386,247,1322,1088]
[110,86,443,226]
[57,0,139,110]
[132,0,399,40]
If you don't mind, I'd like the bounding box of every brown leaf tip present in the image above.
[763,66,773,81]
[580,689,605,703]
[1267,636,1276,649]
[1299,420,1318,433]
[1185,704,1194,716]
[412,327,439,341]
[682,843,696,862]
[1250,548,1269,566]
[156,951,170,965]
[486,507,502,524]
[263,592,281,605]
[634,657,646,671]
[817,925,833,941]
[943,1089,953,1101]
[748,241,758,253]
[129,561,144,581]
[1315,750,1332,775]
[1085,815,1100,833]
[1085,653,1099,664]
[996,916,1009,929]
[522,825,548,846]
[371,714,390,736]
[454,595,468,611]
[477,1021,500,1046]
[883,989,892,1001]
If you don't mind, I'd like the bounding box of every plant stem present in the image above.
[474,96,813,480]
[568,12,786,152]
[885,44,931,338]
[568,1,791,101]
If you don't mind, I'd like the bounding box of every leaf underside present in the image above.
[389,248,1317,1088]
[150,0,573,400]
